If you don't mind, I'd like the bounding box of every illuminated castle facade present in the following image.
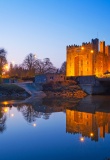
[66,38,110,77]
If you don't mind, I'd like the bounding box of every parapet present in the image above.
[82,42,91,45]
[67,44,81,49]
[67,38,99,50]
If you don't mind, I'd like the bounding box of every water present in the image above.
[0,96,110,160]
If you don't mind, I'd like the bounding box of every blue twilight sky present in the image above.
[0,0,110,68]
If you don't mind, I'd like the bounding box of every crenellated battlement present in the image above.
[67,44,81,49]
[82,42,91,45]
[67,41,93,50]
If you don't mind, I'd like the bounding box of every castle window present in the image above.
[50,76,53,80]
[87,68,88,71]
[81,60,83,66]
[87,61,88,64]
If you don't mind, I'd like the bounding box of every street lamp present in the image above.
[81,47,84,50]
[4,64,9,71]
[91,50,94,53]
[90,132,94,137]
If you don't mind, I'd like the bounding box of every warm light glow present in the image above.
[90,50,94,53]
[90,132,94,137]
[81,47,84,50]
[4,64,9,71]
[3,101,8,105]
[33,123,37,127]
[3,107,8,113]
[80,137,84,142]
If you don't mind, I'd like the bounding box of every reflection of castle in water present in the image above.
[66,109,110,141]
[1,95,110,139]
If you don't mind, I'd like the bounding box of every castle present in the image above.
[66,38,110,77]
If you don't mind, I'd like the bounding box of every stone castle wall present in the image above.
[66,38,110,77]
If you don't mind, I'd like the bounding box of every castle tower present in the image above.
[66,38,110,77]
[66,39,98,77]
[105,45,110,56]
[91,38,99,53]
[100,41,105,53]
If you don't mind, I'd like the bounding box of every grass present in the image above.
[0,83,25,92]
[0,83,30,98]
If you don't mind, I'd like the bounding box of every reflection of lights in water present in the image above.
[11,113,14,117]
[80,137,84,142]
[90,132,94,137]
[33,123,37,127]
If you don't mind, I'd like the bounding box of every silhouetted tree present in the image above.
[9,63,28,79]
[8,62,14,77]
[35,58,57,74]
[22,53,36,77]
[19,105,45,123]
[20,105,36,123]
[22,53,57,76]
[59,61,66,74]
[0,48,7,78]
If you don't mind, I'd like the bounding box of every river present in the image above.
[0,95,110,160]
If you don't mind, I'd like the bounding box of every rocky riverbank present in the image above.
[0,81,87,100]
[42,80,87,99]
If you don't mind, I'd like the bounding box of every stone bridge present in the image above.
[15,82,46,97]
[76,76,110,95]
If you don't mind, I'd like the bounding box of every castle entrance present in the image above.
[74,56,83,76]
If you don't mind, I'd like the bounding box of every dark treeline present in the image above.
[0,49,66,79]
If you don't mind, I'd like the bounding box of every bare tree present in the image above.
[59,61,66,74]
[22,53,36,77]
[35,58,57,74]
[22,53,57,76]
